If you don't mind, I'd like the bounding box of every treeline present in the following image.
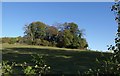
[2,21,88,49]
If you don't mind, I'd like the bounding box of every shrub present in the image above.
[2,37,10,43]
[24,39,33,45]
[22,66,36,75]
[8,38,17,44]
[33,39,42,45]
[41,40,49,46]
[2,54,51,75]
[22,54,50,75]
[85,56,120,75]
[31,54,50,75]
[2,61,15,75]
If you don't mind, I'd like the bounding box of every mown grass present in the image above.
[2,43,112,74]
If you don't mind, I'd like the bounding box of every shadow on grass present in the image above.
[2,47,112,74]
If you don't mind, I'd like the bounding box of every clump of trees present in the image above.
[1,21,88,49]
[23,21,88,49]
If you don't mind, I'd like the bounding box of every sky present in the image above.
[0,2,2,38]
[1,0,115,2]
[2,2,117,51]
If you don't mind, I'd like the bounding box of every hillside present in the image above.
[2,43,112,74]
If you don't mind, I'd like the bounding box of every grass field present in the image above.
[2,43,112,74]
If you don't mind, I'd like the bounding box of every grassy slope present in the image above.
[2,43,112,74]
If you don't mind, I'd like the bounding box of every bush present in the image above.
[2,55,51,75]
[31,54,50,75]
[85,56,120,75]
[2,37,10,43]
[22,66,36,75]
[2,61,15,75]
[8,38,17,44]
[33,39,42,45]
[41,40,49,46]
[22,54,51,75]
[24,39,33,45]
[0,38,2,44]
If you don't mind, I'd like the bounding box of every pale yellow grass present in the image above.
[2,43,85,52]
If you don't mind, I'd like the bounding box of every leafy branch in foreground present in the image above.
[85,55,120,75]
[31,54,50,74]
[2,54,50,75]
[85,0,120,75]
[22,54,50,75]
[2,61,15,75]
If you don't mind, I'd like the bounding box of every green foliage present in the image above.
[1,21,88,49]
[2,61,15,75]
[2,55,50,75]
[31,54,50,74]
[85,55,120,75]
[79,38,88,49]
[24,21,47,42]
[16,36,24,43]
[2,37,10,43]
[22,66,36,75]
[63,29,73,48]
[23,21,88,49]
[46,26,58,42]
[2,37,21,44]
[33,39,42,45]
[8,38,17,44]
[59,22,88,49]
[41,40,49,46]
[0,38,2,44]
[85,1,120,75]
[111,1,120,73]
[22,54,50,75]
[24,39,33,45]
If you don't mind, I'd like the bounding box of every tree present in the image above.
[35,22,47,39]
[64,22,79,35]
[45,26,58,46]
[55,22,88,49]
[63,29,73,48]
[24,21,47,45]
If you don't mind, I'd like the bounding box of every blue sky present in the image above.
[2,2,117,51]
[1,0,114,2]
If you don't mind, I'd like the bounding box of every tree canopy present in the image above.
[23,21,88,49]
